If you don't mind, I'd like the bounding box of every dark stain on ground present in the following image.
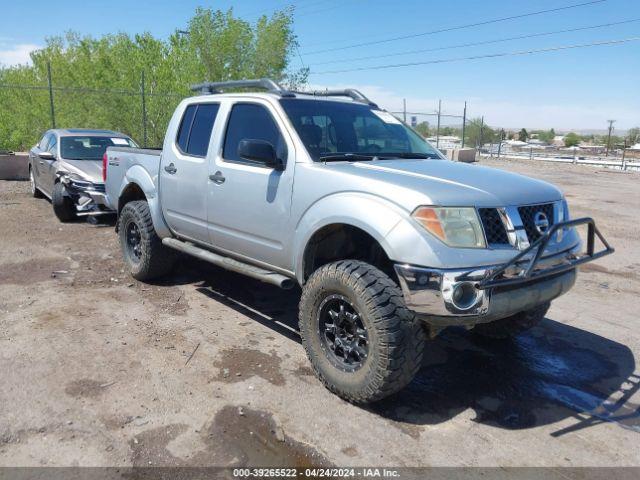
[0,257,69,286]
[580,262,637,280]
[126,407,330,469]
[341,446,358,458]
[292,364,315,378]
[370,319,640,436]
[214,347,285,386]
[204,405,330,467]
[65,379,108,398]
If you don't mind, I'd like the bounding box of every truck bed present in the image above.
[104,146,162,211]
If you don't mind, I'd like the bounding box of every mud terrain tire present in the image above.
[299,260,425,404]
[118,200,175,281]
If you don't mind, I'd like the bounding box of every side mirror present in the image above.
[238,139,284,171]
[38,151,55,161]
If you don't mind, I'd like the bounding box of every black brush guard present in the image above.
[477,217,614,290]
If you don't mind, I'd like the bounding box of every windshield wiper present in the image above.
[318,153,377,162]
[376,152,440,159]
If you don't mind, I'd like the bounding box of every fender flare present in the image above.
[293,192,410,284]
[117,165,171,238]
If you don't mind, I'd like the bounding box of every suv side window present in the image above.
[175,103,220,157]
[222,103,286,166]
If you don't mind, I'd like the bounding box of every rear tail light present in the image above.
[102,152,107,182]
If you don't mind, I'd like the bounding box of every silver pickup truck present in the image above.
[105,79,613,403]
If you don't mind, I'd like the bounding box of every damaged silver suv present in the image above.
[29,128,136,222]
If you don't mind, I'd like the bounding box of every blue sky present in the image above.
[1,0,639,131]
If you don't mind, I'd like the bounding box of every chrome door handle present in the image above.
[164,163,177,174]
[209,171,225,184]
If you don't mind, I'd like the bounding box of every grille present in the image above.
[518,203,554,242]
[478,208,510,245]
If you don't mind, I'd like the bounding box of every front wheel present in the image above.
[52,182,76,222]
[118,200,175,281]
[473,302,550,339]
[299,260,426,404]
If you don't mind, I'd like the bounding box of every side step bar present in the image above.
[162,238,295,290]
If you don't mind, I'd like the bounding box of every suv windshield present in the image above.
[279,99,442,161]
[60,136,135,160]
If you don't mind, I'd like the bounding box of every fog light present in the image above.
[451,282,479,310]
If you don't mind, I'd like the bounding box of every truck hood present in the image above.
[321,159,563,208]
[58,159,103,183]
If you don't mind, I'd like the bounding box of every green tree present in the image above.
[518,128,528,142]
[0,7,306,151]
[564,132,581,147]
[536,128,555,144]
[414,121,430,137]
[627,127,640,144]
[465,117,497,146]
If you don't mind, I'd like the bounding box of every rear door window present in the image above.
[175,103,220,157]
[222,103,286,165]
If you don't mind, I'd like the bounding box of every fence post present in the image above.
[141,70,148,148]
[530,147,533,160]
[479,116,484,150]
[622,140,627,170]
[436,99,441,149]
[461,101,467,148]
[402,98,407,123]
[497,140,502,159]
[46,61,56,129]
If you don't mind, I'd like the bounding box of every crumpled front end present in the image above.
[59,173,114,217]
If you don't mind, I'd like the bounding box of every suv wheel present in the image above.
[118,200,175,281]
[299,260,425,404]
[30,168,44,198]
[52,182,76,222]
[473,302,550,339]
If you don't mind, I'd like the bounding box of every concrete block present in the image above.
[443,148,477,163]
[0,152,29,180]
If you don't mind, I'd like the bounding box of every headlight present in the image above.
[556,198,570,242]
[413,206,486,248]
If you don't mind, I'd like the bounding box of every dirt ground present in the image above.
[0,158,639,469]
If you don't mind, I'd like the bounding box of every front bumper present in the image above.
[61,176,113,215]
[394,217,613,327]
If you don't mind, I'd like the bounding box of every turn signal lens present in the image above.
[412,206,486,248]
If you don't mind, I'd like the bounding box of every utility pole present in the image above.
[605,119,615,157]
[436,99,442,149]
[402,98,407,123]
[46,61,56,129]
[461,101,467,148]
[141,70,147,148]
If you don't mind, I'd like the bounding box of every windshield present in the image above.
[60,136,136,160]
[279,99,442,161]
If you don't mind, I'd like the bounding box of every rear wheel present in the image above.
[299,260,425,404]
[118,200,175,281]
[29,168,44,198]
[52,182,76,222]
[473,302,550,339]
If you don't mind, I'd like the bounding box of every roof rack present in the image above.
[190,78,295,97]
[302,89,378,108]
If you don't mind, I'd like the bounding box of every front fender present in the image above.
[118,165,171,238]
[293,192,412,283]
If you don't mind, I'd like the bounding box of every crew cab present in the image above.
[105,79,613,403]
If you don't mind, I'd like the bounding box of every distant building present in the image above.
[552,135,565,146]
[426,135,460,150]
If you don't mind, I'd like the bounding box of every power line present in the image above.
[310,37,640,75]
[301,0,607,55]
[311,18,640,66]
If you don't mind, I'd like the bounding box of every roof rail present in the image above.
[190,78,295,97]
[303,89,378,108]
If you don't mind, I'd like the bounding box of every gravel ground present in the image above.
[0,158,639,469]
